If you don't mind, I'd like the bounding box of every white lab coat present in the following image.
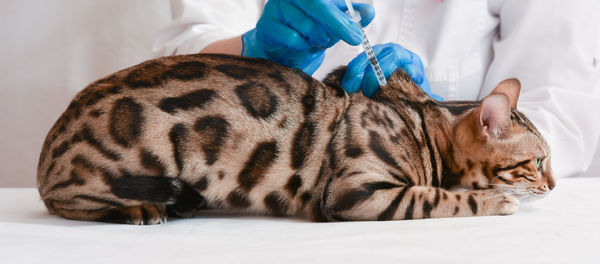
[154,0,600,178]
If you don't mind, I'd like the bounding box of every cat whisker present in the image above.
[491,185,529,191]
[486,184,514,187]
[489,187,528,194]
[518,194,538,201]
[483,190,524,200]
[483,194,509,200]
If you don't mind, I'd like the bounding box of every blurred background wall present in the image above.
[0,0,598,187]
[0,0,170,187]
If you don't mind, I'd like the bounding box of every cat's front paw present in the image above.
[489,193,520,215]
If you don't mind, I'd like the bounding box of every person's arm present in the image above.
[153,0,263,57]
[482,0,600,177]
[199,35,243,55]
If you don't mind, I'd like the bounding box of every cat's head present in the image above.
[452,79,555,200]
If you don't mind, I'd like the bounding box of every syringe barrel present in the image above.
[345,0,387,88]
[359,28,387,87]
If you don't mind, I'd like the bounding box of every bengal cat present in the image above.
[37,54,556,225]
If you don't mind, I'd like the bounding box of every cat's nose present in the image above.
[544,181,555,191]
[545,173,556,191]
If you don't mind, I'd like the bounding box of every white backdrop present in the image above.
[0,0,171,187]
[0,1,597,187]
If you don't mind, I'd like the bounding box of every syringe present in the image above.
[343,0,387,88]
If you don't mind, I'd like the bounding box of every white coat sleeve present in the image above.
[153,0,265,57]
[481,0,600,177]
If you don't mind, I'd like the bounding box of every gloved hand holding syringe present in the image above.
[242,0,439,99]
[343,0,387,88]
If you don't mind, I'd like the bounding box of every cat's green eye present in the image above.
[534,158,543,170]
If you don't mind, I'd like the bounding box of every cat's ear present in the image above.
[475,94,511,141]
[490,78,521,108]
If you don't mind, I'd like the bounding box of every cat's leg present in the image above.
[319,172,519,221]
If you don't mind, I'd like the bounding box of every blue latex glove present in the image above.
[242,0,375,75]
[342,43,444,100]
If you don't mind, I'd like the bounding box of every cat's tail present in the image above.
[108,176,208,218]
[41,173,207,225]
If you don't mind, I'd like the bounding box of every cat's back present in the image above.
[38,54,327,168]
[37,54,348,218]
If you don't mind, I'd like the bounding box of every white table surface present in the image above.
[1,178,599,264]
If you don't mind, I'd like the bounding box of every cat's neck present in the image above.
[435,103,482,188]
[422,102,465,188]
[371,72,480,188]
[372,93,462,187]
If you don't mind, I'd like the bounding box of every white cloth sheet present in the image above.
[1,178,599,264]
